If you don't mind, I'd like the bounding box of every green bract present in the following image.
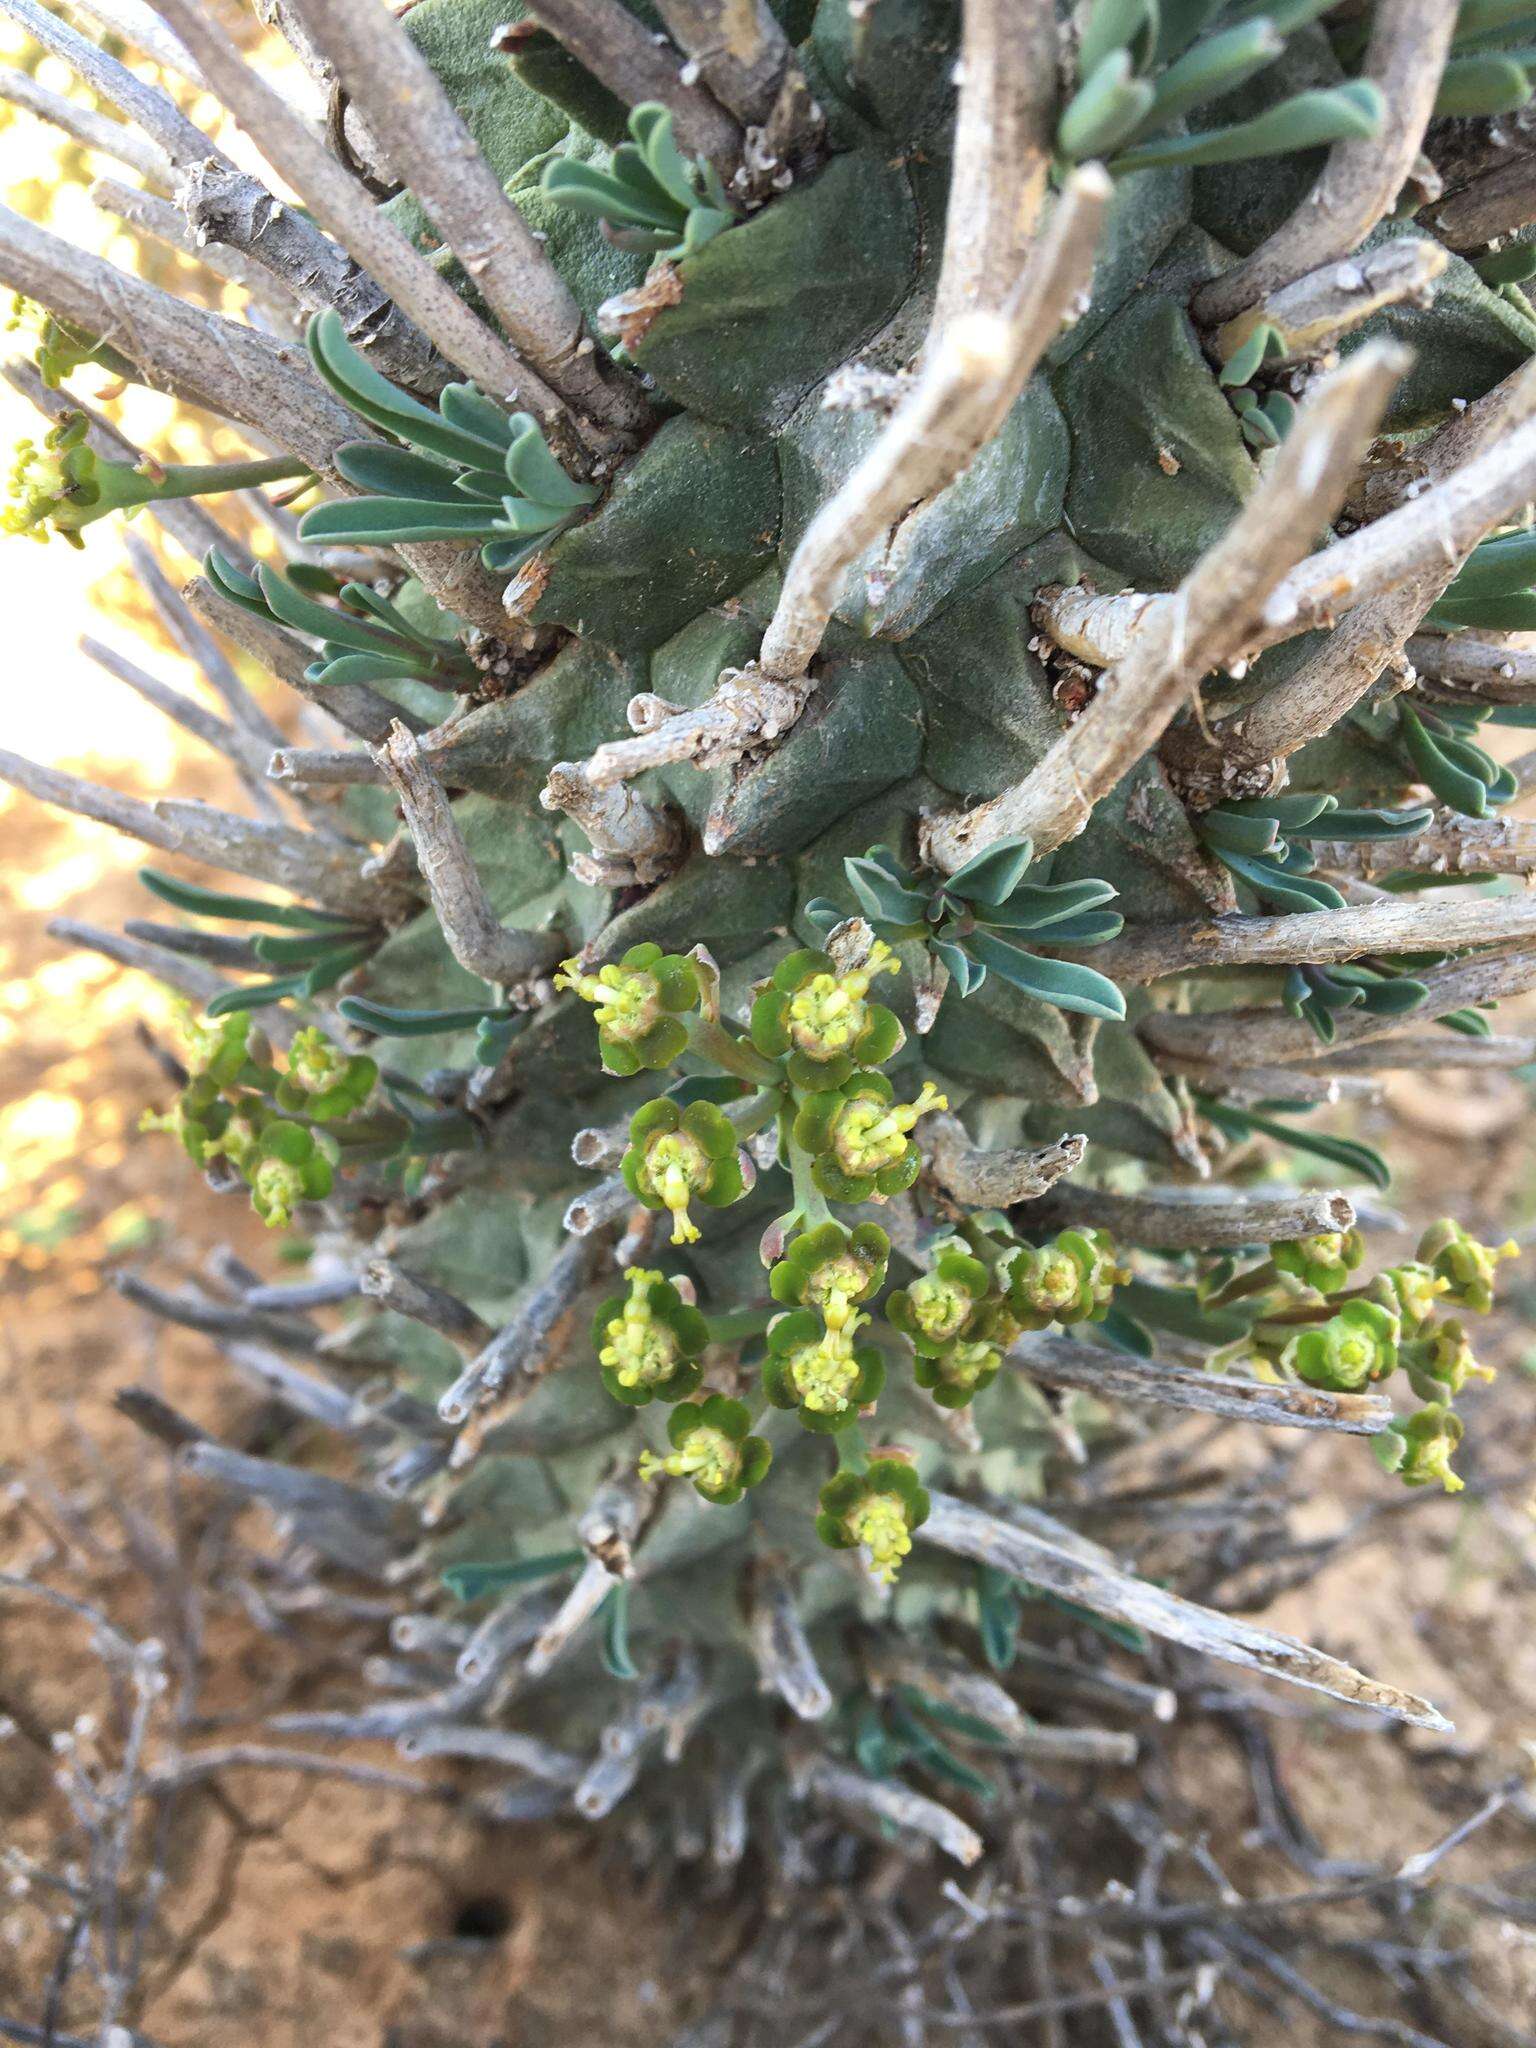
[557,942,701,1075]
[1417,1218,1519,1313]
[749,940,904,1087]
[762,1307,885,1433]
[1396,1402,1466,1494]
[274,1027,378,1123]
[815,1458,931,1585]
[1272,1229,1366,1295]
[299,309,599,573]
[542,102,734,260]
[1282,1299,1400,1391]
[806,838,1124,1019]
[247,1119,337,1229]
[638,1393,771,1504]
[792,1075,947,1203]
[887,1245,992,1356]
[1005,1229,1126,1331]
[769,1221,890,1327]
[620,1097,747,1245]
[592,1265,708,1406]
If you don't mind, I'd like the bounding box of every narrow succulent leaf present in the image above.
[437,384,515,451]
[203,546,267,617]
[1144,19,1285,130]
[339,996,507,1037]
[504,419,600,509]
[1433,54,1533,117]
[442,1550,585,1602]
[976,1565,1021,1672]
[1012,908,1125,946]
[1219,794,1336,827]
[1428,593,1536,632]
[930,937,983,994]
[1218,322,1283,387]
[943,836,1037,907]
[965,932,1127,1019]
[334,443,469,504]
[1476,243,1536,286]
[205,974,309,1017]
[253,927,374,966]
[1203,1098,1392,1187]
[255,566,407,655]
[541,158,680,232]
[138,868,353,931]
[306,309,504,471]
[298,498,499,545]
[302,941,374,995]
[1453,0,1536,41]
[1198,807,1282,856]
[629,103,701,214]
[1098,1304,1155,1357]
[1059,50,1160,159]
[1108,80,1384,172]
[978,877,1121,930]
[1438,1007,1495,1036]
[1311,805,1435,841]
[845,856,932,923]
[1216,848,1347,912]
[1441,528,1536,602]
[600,1583,638,1680]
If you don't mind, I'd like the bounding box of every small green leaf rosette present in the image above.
[792,1074,948,1203]
[1282,1298,1399,1391]
[273,1026,378,1123]
[749,941,904,1088]
[815,1458,931,1585]
[247,1119,338,1229]
[1004,1228,1126,1332]
[761,1307,886,1433]
[620,1097,747,1246]
[556,941,701,1075]
[542,103,734,260]
[1416,1217,1519,1314]
[1272,1229,1366,1296]
[592,1265,708,1406]
[638,1393,771,1504]
[769,1221,891,1326]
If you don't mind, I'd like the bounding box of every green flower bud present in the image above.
[3,412,101,547]
[620,1097,747,1246]
[793,1074,947,1204]
[815,1456,931,1585]
[591,1266,708,1406]
[750,941,904,1087]
[1272,1229,1366,1295]
[1403,1318,1495,1400]
[912,1335,1004,1409]
[275,1026,378,1122]
[246,1120,335,1228]
[1004,1229,1126,1330]
[555,942,700,1075]
[172,1002,255,1087]
[1416,1218,1519,1314]
[769,1221,890,1331]
[1368,1261,1447,1333]
[763,1307,886,1432]
[1282,1297,1399,1391]
[1397,1402,1465,1493]
[887,1243,993,1363]
[637,1393,771,1504]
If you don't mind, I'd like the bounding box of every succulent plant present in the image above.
[7,0,1536,1882]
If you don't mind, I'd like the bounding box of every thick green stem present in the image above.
[689,1014,783,1087]
[704,1305,775,1345]
[789,1137,833,1232]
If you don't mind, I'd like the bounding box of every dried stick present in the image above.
[45,916,248,1015]
[650,0,809,137]
[360,1260,493,1352]
[1318,1031,1536,1070]
[921,1492,1450,1727]
[150,0,565,427]
[862,1637,1028,1740]
[1192,0,1459,326]
[1082,893,1536,983]
[90,176,299,319]
[0,206,356,473]
[929,0,1057,337]
[1014,1332,1393,1436]
[372,721,565,989]
[1156,1060,1383,1105]
[115,1273,317,1352]
[540,760,687,886]
[1026,1182,1354,1250]
[922,342,1408,870]
[802,1756,984,1865]
[747,1557,833,1721]
[69,0,202,82]
[79,636,275,793]
[1311,812,1536,881]
[124,529,284,750]
[926,1119,1086,1208]
[0,0,441,392]
[182,574,409,744]
[1141,945,1536,1066]
[519,0,743,172]
[1211,238,1447,370]
[146,1745,445,1799]
[1433,155,1536,250]
[437,1231,594,1424]
[0,747,406,921]
[579,165,1111,789]
[399,1723,584,1785]
[0,63,172,185]
[1407,633,1536,701]
[282,0,645,443]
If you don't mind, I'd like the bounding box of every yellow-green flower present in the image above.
[816,1457,930,1585]
[749,941,903,1086]
[274,1027,377,1122]
[620,1097,747,1246]
[1417,1219,1518,1314]
[638,1394,771,1504]
[591,1266,708,1406]
[793,1074,947,1203]
[1282,1298,1398,1391]
[555,942,700,1075]
[1005,1229,1126,1330]
[1273,1229,1365,1295]
[763,1307,886,1432]
[1397,1402,1465,1493]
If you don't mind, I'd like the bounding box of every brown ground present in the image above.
[3,725,1536,2046]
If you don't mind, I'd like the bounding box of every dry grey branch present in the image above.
[0,63,172,184]
[1027,1182,1354,1249]
[926,1119,1087,1208]
[520,0,744,172]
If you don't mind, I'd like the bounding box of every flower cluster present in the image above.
[793,1075,948,1203]
[815,1459,931,1586]
[591,1266,708,1406]
[620,1097,749,1246]
[1004,1228,1127,1331]
[749,942,903,1088]
[556,942,701,1075]
[139,1006,384,1230]
[638,1395,771,1505]
[4,412,102,547]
